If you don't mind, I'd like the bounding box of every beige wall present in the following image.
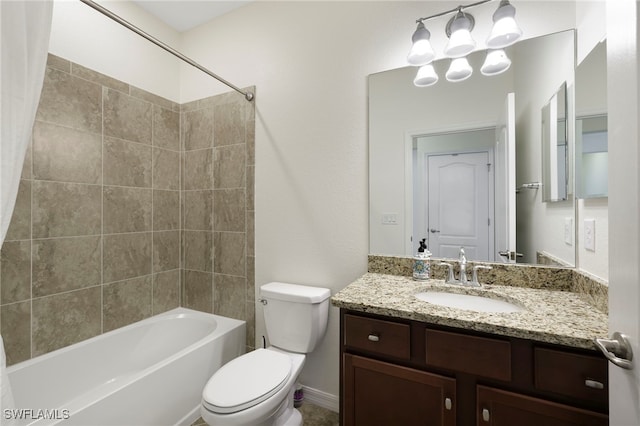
[0,54,255,365]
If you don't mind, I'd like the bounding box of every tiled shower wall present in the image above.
[0,54,255,365]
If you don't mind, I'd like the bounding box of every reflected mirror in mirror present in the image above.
[541,82,569,202]
[369,29,576,266]
[576,40,607,199]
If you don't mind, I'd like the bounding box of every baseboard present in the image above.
[301,385,339,413]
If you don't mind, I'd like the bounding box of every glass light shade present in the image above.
[444,13,476,58]
[407,22,435,66]
[487,1,522,48]
[446,57,473,82]
[481,49,511,75]
[414,64,439,87]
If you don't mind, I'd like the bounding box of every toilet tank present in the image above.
[260,282,331,353]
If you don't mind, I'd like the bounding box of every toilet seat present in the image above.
[202,348,292,414]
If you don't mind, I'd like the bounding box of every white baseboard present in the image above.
[300,385,339,413]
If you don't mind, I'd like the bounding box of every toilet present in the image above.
[200,282,331,426]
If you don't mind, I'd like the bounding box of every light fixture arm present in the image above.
[415,0,494,25]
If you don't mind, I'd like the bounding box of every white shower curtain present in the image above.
[0,0,53,247]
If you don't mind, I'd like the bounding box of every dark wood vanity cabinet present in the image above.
[340,310,608,426]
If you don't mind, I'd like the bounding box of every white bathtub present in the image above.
[5,308,245,426]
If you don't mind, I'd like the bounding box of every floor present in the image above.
[192,403,339,426]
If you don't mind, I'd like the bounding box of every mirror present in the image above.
[369,29,576,266]
[541,82,569,202]
[576,40,607,199]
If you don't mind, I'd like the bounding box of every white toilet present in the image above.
[200,282,331,426]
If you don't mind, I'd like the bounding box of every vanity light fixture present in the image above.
[446,57,473,82]
[444,9,476,58]
[407,22,436,66]
[414,64,439,87]
[481,49,511,75]
[486,0,523,48]
[408,0,522,87]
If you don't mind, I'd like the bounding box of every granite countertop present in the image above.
[331,273,609,350]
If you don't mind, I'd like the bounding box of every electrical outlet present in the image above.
[564,217,573,245]
[584,219,596,251]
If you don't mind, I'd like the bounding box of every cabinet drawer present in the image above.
[425,329,511,381]
[534,347,608,405]
[344,314,410,360]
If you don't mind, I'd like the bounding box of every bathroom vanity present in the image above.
[332,273,609,426]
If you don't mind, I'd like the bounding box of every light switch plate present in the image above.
[564,217,573,245]
[584,219,596,251]
[381,213,398,225]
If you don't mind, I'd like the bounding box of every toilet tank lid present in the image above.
[261,282,330,303]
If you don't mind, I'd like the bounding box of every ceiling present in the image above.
[131,1,252,32]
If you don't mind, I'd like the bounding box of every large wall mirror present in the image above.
[369,29,576,266]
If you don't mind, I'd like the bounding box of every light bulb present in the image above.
[407,22,435,66]
[481,49,511,76]
[414,64,439,87]
[487,0,522,48]
[446,57,473,82]
[444,11,476,58]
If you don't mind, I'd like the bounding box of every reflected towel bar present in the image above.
[79,0,254,102]
[516,182,541,193]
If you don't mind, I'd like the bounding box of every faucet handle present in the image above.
[438,262,457,284]
[471,265,493,287]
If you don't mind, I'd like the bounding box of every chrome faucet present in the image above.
[458,247,468,285]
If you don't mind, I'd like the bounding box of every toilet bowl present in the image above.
[200,282,330,426]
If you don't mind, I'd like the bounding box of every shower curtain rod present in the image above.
[79,0,254,102]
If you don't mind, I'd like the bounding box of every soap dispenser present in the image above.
[413,238,432,281]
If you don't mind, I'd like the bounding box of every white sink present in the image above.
[415,291,524,313]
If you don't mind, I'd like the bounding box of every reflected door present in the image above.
[427,152,490,261]
[495,92,517,263]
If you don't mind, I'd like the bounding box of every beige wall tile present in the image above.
[183,270,212,313]
[153,230,180,272]
[103,233,152,283]
[46,53,71,73]
[153,105,180,151]
[247,256,255,302]
[1,301,31,365]
[153,148,180,190]
[32,286,101,356]
[21,141,32,180]
[183,149,213,190]
[246,119,255,166]
[214,274,246,320]
[214,232,245,276]
[71,63,129,93]
[0,241,31,304]
[104,88,152,144]
[33,121,102,185]
[246,165,255,210]
[32,181,101,238]
[153,270,180,314]
[153,190,180,231]
[36,67,102,133]
[4,180,31,241]
[184,231,213,272]
[103,276,152,332]
[32,236,101,298]
[245,299,255,350]
[183,190,212,231]
[182,108,213,151]
[247,211,255,257]
[214,144,246,189]
[103,186,152,234]
[104,137,152,188]
[214,102,244,147]
[130,86,178,111]
[213,188,246,232]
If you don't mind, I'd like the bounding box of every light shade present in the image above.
[444,11,476,58]
[414,64,439,87]
[407,22,435,66]
[481,49,511,75]
[446,57,473,82]
[487,0,523,48]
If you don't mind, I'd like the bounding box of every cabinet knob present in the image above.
[482,408,490,422]
[444,397,452,410]
[367,334,380,342]
[585,379,604,389]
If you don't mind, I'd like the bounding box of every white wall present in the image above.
[49,0,181,101]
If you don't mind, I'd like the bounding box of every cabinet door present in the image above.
[477,385,608,426]
[343,353,455,426]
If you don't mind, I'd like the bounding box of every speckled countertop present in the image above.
[331,273,608,351]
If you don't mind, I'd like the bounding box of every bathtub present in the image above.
[4,308,245,426]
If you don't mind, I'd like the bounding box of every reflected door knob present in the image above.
[430,228,440,233]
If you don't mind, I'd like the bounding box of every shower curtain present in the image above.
[0,0,53,247]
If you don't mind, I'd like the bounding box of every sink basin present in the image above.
[415,291,524,313]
